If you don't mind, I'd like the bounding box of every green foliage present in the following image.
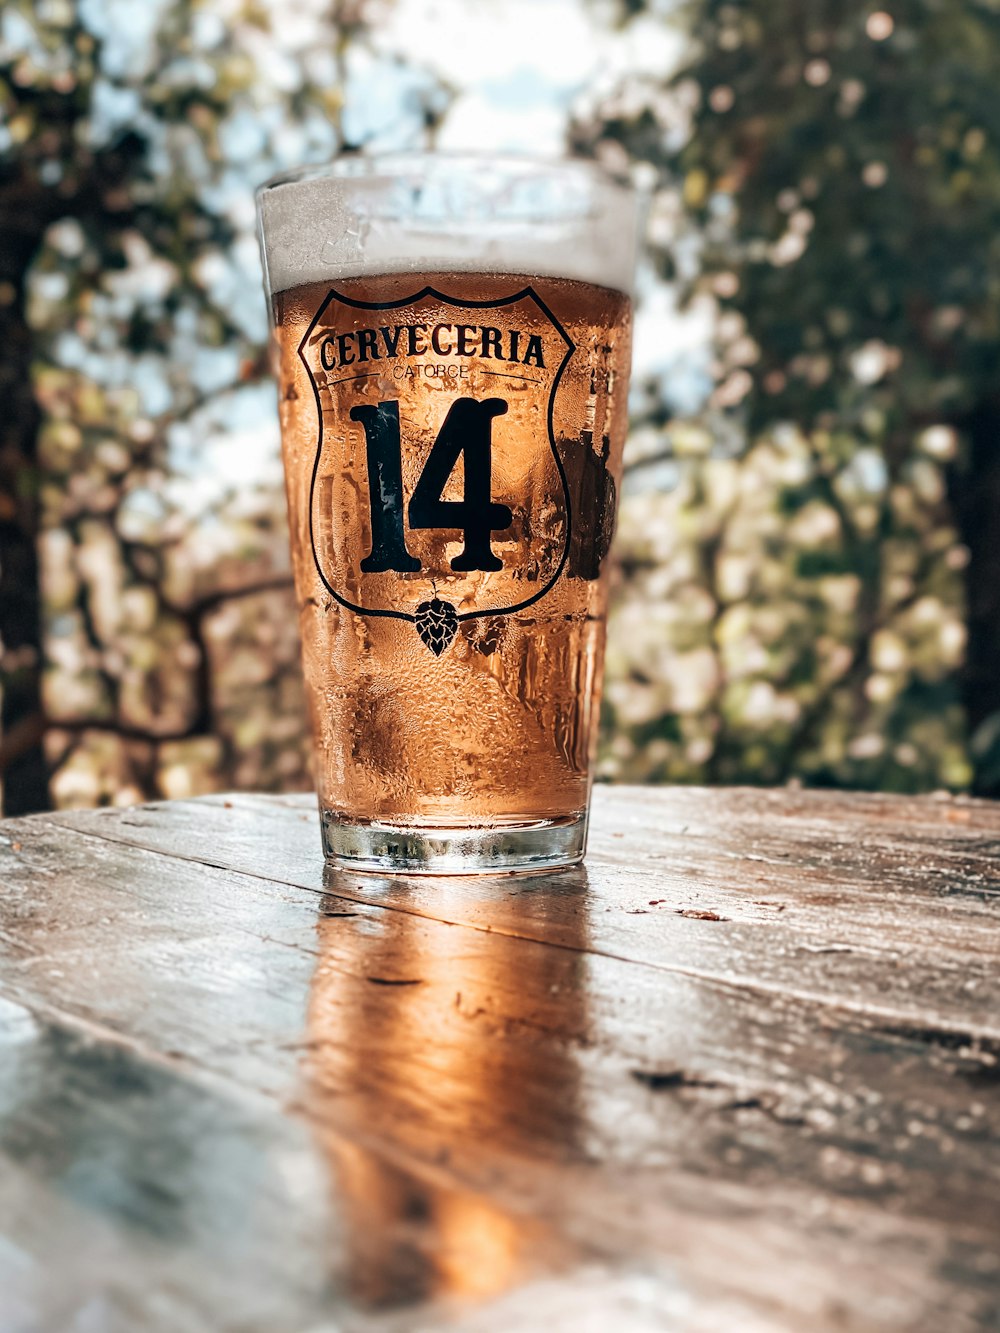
[671,0,1000,431]
[1,0,444,806]
[602,421,970,790]
[0,0,992,804]
[585,0,1000,792]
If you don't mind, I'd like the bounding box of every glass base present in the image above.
[320,809,587,875]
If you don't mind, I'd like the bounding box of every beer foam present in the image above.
[257,155,637,296]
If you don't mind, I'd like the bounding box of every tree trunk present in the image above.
[948,399,1000,798]
[0,224,48,815]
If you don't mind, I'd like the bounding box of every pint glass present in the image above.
[256,154,635,873]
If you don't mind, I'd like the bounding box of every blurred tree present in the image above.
[1,0,990,809]
[600,419,967,792]
[0,0,445,813]
[0,1,141,811]
[587,0,1000,793]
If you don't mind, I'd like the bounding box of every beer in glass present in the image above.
[256,155,635,872]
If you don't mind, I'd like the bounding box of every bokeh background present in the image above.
[2,0,998,816]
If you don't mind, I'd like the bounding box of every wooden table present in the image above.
[0,787,997,1333]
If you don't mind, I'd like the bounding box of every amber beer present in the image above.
[257,157,636,872]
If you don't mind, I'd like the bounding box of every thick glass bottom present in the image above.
[320,809,587,875]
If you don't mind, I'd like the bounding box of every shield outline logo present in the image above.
[299,284,577,633]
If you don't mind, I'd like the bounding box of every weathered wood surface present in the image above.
[0,787,997,1333]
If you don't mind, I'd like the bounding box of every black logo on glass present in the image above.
[299,286,575,654]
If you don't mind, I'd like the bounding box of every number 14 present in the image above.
[351,397,513,574]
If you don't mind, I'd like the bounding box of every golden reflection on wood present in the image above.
[322,1137,537,1309]
[303,869,591,1314]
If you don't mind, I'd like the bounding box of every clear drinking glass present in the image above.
[256,153,636,873]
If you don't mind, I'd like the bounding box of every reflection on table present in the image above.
[304,869,592,1317]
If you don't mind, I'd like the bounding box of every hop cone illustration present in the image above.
[414,598,458,656]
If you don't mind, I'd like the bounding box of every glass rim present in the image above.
[254,150,635,203]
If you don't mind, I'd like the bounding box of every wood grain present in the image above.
[1,787,998,1332]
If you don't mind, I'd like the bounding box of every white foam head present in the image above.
[256,153,637,296]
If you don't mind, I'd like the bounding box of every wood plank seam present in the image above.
[18,814,1000,1047]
